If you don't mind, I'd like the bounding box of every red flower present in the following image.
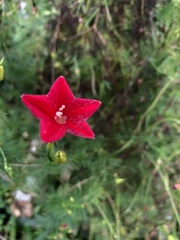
[21,76,101,143]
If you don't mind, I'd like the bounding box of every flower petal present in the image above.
[67,98,101,121]
[47,76,75,110]
[66,120,95,139]
[40,119,66,142]
[173,183,180,190]
[21,94,55,119]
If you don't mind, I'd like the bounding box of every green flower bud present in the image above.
[115,178,125,185]
[54,151,67,164]
[46,142,54,151]
[0,57,5,81]
[70,197,74,202]
[0,66,4,81]
[4,165,13,178]
[67,209,72,215]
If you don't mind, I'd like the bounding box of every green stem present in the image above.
[0,146,13,177]
[134,77,175,134]
[47,150,53,162]
[145,151,180,226]
[0,56,4,65]
[0,146,8,169]
[46,142,54,162]
[113,137,134,156]
[159,170,180,226]
[95,200,115,238]
[114,77,175,156]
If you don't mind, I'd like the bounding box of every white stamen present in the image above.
[54,105,67,125]
[59,105,65,111]
[56,112,63,117]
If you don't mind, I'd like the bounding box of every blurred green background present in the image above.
[0,0,180,239]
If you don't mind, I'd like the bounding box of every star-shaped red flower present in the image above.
[21,76,101,143]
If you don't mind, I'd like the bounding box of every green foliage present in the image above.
[0,0,180,239]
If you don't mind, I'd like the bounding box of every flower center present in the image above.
[54,105,67,124]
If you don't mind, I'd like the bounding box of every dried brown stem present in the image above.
[61,8,106,46]
[50,13,62,84]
